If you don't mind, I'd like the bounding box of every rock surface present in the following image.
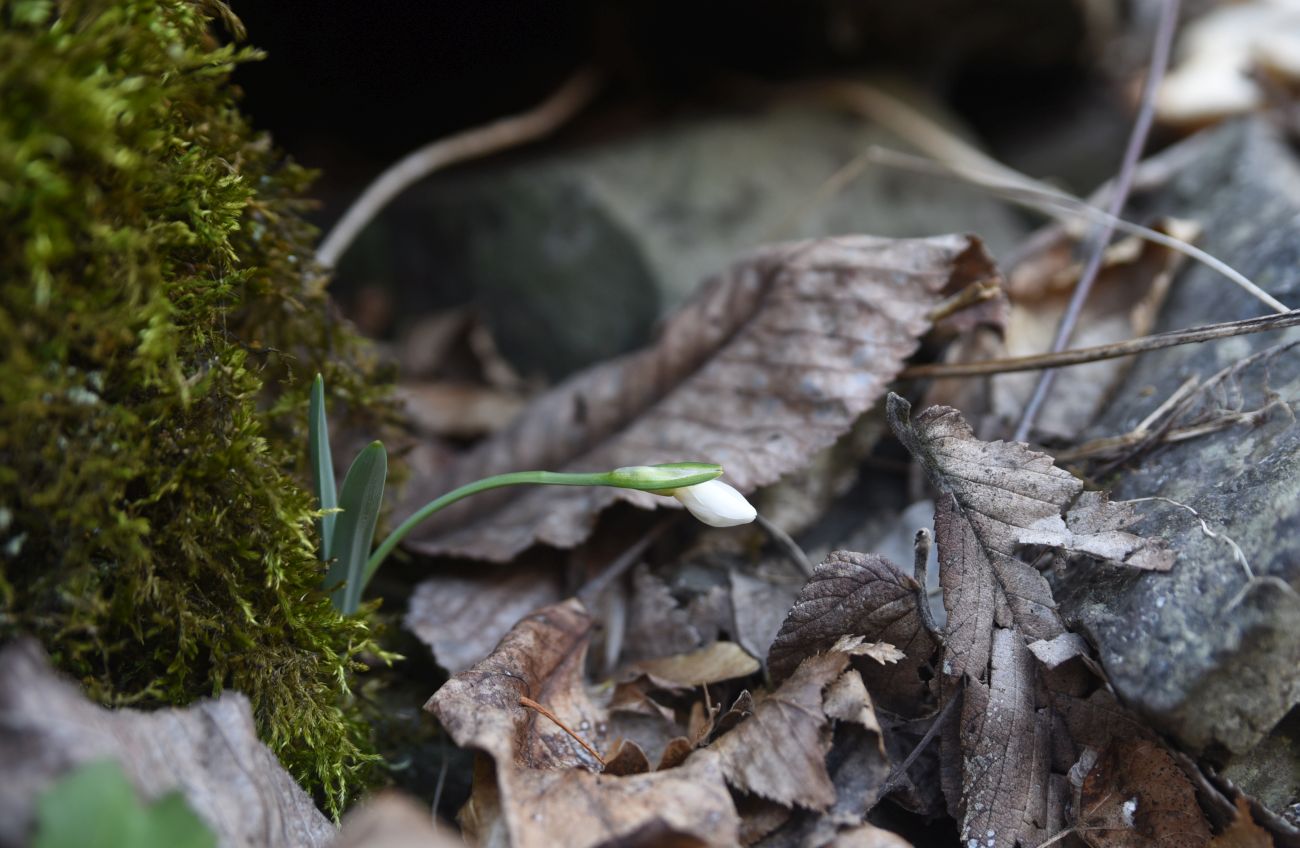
[1054,119,1300,768]
[345,101,1027,379]
[0,639,334,848]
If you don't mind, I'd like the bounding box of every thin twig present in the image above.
[519,696,606,766]
[912,528,941,639]
[865,147,1288,314]
[1015,0,1181,441]
[317,69,601,268]
[877,689,962,799]
[900,310,1300,379]
[926,279,1003,324]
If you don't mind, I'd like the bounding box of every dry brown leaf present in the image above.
[766,551,939,713]
[958,628,1057,848]
[1076,739,1213,848]
[826,823,915,847]
[332,792,462,848]
[396,381,527,439]
[427,599,741,847]
[885,395,1174,682]
[628,642,760,688]
[404,564,564,674]
[729,569,802,669]
[622,565,704,663]
[0,639,333,848]
[474,751,740,848]
[400,234,996,561]
[708,650,850,810]
[823,670,883,735]
[1209,798,1274,848]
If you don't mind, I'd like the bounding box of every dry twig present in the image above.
[901,310,1300,379]
[317,70,601,268]
[1015,0,1183,441]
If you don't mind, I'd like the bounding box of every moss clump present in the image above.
[0,0,393,812]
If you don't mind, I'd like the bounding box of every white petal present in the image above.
[672,480,757,527]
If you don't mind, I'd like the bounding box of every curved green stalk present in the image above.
[362,464,721,587]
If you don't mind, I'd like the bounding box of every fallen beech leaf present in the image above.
[486,752,740,848]
[628,642,760,688]
[1209,797,1274,848]
[331,792,462,848]
[400,234,996,561]
[404,564,563,674]
[0,640,333,848]
[395,381,527,439]
[1076,739,1212,848]
[885,395,1173,681]
[766,551,938,712]
[959,629,1056,848]
[823,669,883,735]
[827,823,915,847]
[833,635,906,666]
[428,599,604,770]
[708,650,850,810]
[427,600,741,847]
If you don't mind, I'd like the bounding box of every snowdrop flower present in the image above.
[667,479,757,527]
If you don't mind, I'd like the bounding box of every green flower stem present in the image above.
[363,465,721,587]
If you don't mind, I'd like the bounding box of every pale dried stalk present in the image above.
[317,70,601,268]
[901,310,1300,379]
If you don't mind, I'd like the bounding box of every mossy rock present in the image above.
[0,0,393,813]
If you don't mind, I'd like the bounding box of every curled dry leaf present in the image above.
[627,642,760,688]
[331,792,462,848]
[400,234,996,561]
[885,395,1174,682]
[426,599,741,848]
[708,650,851,810]
[0,639,333,848]
[766,551,939,713]
[1075,739,1213,848]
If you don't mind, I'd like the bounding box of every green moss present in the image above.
[0,0,395,813]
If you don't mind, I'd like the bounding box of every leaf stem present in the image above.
[364,470,609,583]
[362,465,721,586]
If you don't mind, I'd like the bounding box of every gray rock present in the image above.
[1054,119,1300,765]
[349,101,1026,379]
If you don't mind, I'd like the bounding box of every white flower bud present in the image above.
[669,479,757,527]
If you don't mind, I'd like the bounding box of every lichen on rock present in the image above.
[0,0,392,813]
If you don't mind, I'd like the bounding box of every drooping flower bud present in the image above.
[669,479,757,527]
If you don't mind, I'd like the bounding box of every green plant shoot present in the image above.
[310,376,752,615]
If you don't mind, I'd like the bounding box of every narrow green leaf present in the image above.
[309,374,337,561]
[326,441,387,614]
